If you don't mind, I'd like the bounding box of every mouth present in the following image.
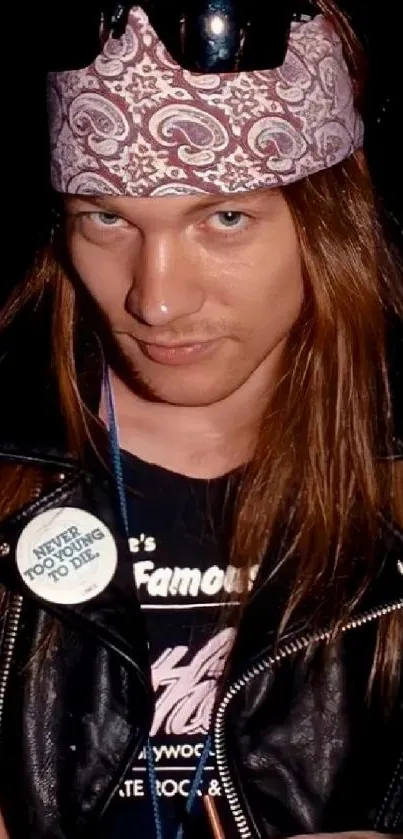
[137,339,220,366]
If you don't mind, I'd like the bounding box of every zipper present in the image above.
[0,593,24,732]
[0,476,55,733]
[214,598,403,839]
[0,475,47,734]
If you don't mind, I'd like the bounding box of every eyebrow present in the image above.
[66,190,276,214]
[66,195,116,210]
[184,193,274,213]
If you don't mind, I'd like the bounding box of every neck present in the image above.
[102,353,283,479]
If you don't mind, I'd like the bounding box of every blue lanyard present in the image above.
[103,368,212,839]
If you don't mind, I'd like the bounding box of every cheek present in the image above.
[68,235,132,313]
[222,240,303,334]
[260,249,303,321]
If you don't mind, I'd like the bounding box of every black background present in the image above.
[3,2,402,299]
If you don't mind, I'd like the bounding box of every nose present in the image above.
[126,232,205,327]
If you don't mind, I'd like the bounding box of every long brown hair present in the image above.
[1,2,402,698]
[233,151,403,694]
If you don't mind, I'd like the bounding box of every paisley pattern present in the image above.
[48,8,364,197]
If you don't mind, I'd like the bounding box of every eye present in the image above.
[208,211,250,232]
[89,211,127,227]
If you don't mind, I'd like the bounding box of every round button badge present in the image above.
[16,507,118,605]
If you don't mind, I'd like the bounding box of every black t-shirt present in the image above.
[99,451,252,838]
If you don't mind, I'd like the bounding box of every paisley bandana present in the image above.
[47,6,364,197]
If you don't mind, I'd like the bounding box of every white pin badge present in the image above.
[16,507,118,605]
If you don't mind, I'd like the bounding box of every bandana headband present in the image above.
[47,7,364,197]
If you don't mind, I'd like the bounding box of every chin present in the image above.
[116,339,248,406]
[134,368,242,407]
[117,354,232,405]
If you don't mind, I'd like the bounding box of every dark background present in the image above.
[4,1,402,299]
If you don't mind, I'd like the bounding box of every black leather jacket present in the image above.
[0,310,402,839]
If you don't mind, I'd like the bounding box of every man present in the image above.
[0,1,402,837]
